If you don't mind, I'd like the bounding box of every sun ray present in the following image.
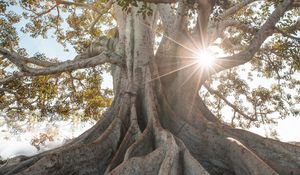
[178,62,201,89]
[137,18,223,85]
[194,49,216,67]
[148,61,199,82]
[138,20,200,55]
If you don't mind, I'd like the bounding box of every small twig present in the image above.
[204,83,257,121]
[88,0,114,32]
[218,0,256,20]
[34,4,59,18]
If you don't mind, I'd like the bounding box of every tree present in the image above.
[1,0,300,174]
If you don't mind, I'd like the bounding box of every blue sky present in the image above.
[19,33,76,61]
[9,4,77,61]
[15,27,300,142]
[14,15,113,88]
[5,4,300,142]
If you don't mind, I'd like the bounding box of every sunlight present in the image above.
[195,49,216,67]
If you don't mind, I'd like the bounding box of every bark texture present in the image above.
[1,1,300,175]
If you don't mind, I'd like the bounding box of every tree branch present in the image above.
[157,4,176,33]
[55,0,97,11]
[0,87,18,96]
[208,19,258,43]
[34,4,59,18]
[0,49,124,85]
[274,18,300,41]
[156,0,187,54]
[157,0,187,37]
[275,28,300,41]
[0,48,58,67]
[0,72,26,85]
[218,0,256,20]
[54,0,106,14]
[25,52,123,75]
[220,20,257,33]
[203,83,257,121]
[211,0,293,74]
[88,0,114,32]
[292,0,300,7]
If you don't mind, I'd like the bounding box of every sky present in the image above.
[0,119,95,160]
[14,18,300,140]
[13,6,114,86]
[1,3,300,160]
[1,32,298,160]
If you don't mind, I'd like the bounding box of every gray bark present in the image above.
[0,0,300,175]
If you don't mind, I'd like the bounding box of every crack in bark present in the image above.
[1,1,300,174]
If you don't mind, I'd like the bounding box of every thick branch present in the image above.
[220,20,257,34]
[0,48,59,67]
[0,48,29,72]
[157,5,176,33]
[211,0,293,74]
[218,0,256,20]
[0,49,123,85]
[157,0,187,37]
[292,0,300,7]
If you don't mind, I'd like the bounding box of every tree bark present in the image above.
[1,1,300,175]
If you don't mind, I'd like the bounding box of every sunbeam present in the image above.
[136,18,224,85]
[195,49,216,68]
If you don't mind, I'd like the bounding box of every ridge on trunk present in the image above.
[0,0,300,175]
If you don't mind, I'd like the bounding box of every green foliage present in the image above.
[0,0,20,48]
[0,0,300,138]
[0,0,116,129]
[136,3,153,19]
[117,0,138,11]
[17,0,116,53]
[202,1,300,133]
[0,65,113,123]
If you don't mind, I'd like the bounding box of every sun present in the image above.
[195,49,216,67]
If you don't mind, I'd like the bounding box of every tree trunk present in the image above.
[1,4,300,175]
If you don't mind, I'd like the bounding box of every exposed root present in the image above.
[171,114,300,175]
[158,131,210,175]
[120,86,211,174]
[0,156,41,175]
[2,118,123,175]
[1,85,299,175]
[105,105,142,172]
[158,132,181,174]
[109,123,210,175]
[109,146,166,175]
[225,137,278,175]
[124,125,155,160]
[181,147,210,175]
[76,93,131,145]
[107,84,211,175]
[225,127,300,175]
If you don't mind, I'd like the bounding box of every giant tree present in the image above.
[0,0,300,174]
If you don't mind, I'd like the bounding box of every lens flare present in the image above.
[195,49,215,67]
